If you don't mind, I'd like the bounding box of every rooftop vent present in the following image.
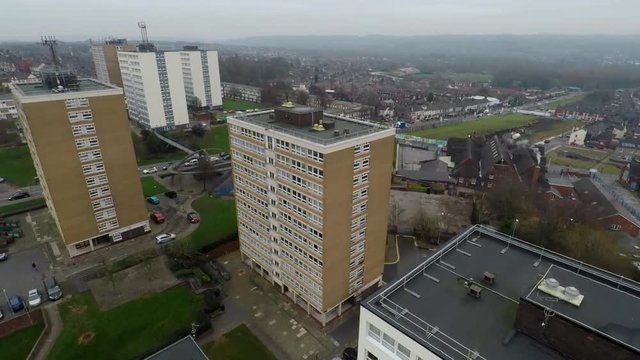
[468,284,482,299]
[343,128,350,135]
[564,286,581,298]
[483,272,495,285]
[537,278,584,307]
[544,278,559,288]
[333,130,340,137]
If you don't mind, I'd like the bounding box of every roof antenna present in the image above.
[41,36,60,68]
[138,21,149,43]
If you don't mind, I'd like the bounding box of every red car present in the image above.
[187,212,200,224]
[150,211,166,224]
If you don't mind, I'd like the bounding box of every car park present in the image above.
[9,295,24,312]
[150,211,166,224]
[27,289,41,307]
[146,196,160,205]
[43,276,63,301]
[164,191,178,199]
[155,233,176,244]
[8,191,30,201]
[187,212,200,224]
[143,167,158,174]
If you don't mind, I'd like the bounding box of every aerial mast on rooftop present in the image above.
[41,35,60,68]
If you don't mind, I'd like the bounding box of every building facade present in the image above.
[10,79,150,257]
[90,39,135,87]
[0,96,17,120]
[118,50,222,129]
[228,104,395,325]
[221,82,261,103]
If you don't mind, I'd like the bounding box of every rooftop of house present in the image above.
[228,105,391,145]
[12,78,116,97]
[363,225,640,360]
[396,159,451,183]
[143,336,208,360]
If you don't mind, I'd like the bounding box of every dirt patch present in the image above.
[390,190,472,234]
[78,331,96,344]
[215,335,228,345]
[70,305,87,315]
[88,256,179,311]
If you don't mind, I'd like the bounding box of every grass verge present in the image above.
[0,146,36,186]
[183,195,237,250]
[48,286,203,360]
[131,131,186,166]
[198,125,230,152]
[0,323,45,360]
[529,120,578,142]
[0,197,46,216]
[205,324,276,360]
[140,176,168,198]
[410,113,535,140]
[223,98,259,111]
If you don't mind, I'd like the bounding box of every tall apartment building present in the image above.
[10,76,150,257]
[228,103,395,325]
[90,39,135,87]
[118,49,222,129]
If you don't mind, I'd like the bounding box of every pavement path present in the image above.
[31,304,63,360]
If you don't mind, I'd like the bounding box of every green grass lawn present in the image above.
[205,324,276,360]
[547,95,585,109]
[547,152,595,169]
[410,113,535,140]
[48,286,203,360]
[131,131,186,166]
[183,195,237,250]
[0,146,36,186]
[0,197,47,216]
[223,98,259,112]
[0,323,45,360]
[140,176,168,197]
[529,120,578,142]
[198,125,230,152]
[597,163,622,175]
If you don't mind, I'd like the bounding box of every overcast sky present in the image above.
[3,0,639,42]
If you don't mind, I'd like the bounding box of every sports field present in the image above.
[409,113,535,140]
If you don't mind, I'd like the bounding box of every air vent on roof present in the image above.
[483,272,495,285]
[468,284,482,299]
[333,130,340,137]
[564,286,581,298]
[544,278,559,288]
[343,128,350,135]
[537,278,584,307]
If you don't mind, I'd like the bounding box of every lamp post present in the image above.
[512,218,519,238]
[502,218,518,254]
[2,288,10,314]
[437,211,445,245]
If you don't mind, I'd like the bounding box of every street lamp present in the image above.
[437,211,445,245]
[2,288,10,314]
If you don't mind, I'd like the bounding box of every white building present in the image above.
[117,50,222,129]
[568,128,587,146]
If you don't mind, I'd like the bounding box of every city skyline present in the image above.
[3,0,640,42]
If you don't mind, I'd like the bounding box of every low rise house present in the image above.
[221,82,261,103]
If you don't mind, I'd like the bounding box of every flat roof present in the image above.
[12,79,116,97]
[144,336,208,360]
[364,225,640,360]
[229,110,390,145]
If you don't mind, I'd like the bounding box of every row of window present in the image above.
[275,139,324,163]
[351,229,366,244]
[240,223,271,250]
[236,187,268,210]
[353,187,369,202]
[279,212,323,241]
[72,123,96,136]
[231,136,266,157]
[232,150,265,169]
[279,198,322,227]
[278,236,323,276]
[92,197,114,211]
[280,261,322,295]
[97,219,119,233]
[230,124,264,142]
[68,110,93,123]
[352,201,368,216]
[276,169,323,196]
[95,208,117,222]
[236,176,268,197]
[240,239,271,269]
[233,163,266,183]
[280,271,322,307]
[276,154,324,179]
[278,184,323,212]
[65,98,89,109]
[86,174,109,188]
[354,157,370,171]
[354,142,371,155]
[367,323,412,360]
[349,265,364,281]
[237,210,270,235]
[280,247,323,274]
[75,137,99,150]
[350,253,365,268]
[82,162,105,176]
[351,215,367,230]
[353,172,369,187]
[279,223,322,256]
[79,149,102,163]
[237,199,269,222]
[88,185,111,200]
[350,241,366,257]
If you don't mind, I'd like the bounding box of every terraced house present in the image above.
[228,103,395,325]
[10,73,149,257]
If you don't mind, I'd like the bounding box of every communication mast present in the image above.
[41,35,60,67]
[136,21,156,52]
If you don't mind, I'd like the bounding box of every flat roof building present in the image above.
[118,49,222,130]
[228,103,395,325]
[91,39,136,87]
[358,225,640,360]
[10,78,150,257]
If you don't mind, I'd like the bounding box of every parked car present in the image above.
[220,152,230,160]
[164,191,178,199]
[0,308,3,320]
[27,289,41,307]
[43,276,63,301]
[8,191,30,201]
[0,252,7,262]
[184,158,199,167]
[143,167,158,174]
[150,211,166,224]
[342,347,357,360]
[8,295,23,312]
[209,156,220,162]
[162,163,172,171]
[146,196,160,205]
[187,212,200,224]
[0,177,5,183]
[155,233,176,244]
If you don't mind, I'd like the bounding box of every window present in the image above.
[75,137,99,150]
[396,343,411,360]
[68,110,93,123]
[95,208,116,222]
[88,185,110,199]
[72,124,96,136]
[381,333,395,352]
[368,323,381,342]
[97,219,119,232]
[353,188,368,201]
[78,149,102,163]
[86,174,108,188]
[366,352,378,360]
[470,178,477,185]
[65,98,89,109]
[91,197,113,211]
[74,240,90,250]
[82,162,105,175]
[354,142,370,155]
[610,224,622,231]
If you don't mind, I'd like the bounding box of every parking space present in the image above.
[0,247,52,319]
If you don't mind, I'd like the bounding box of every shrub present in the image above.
[174,269,194,278]
[192,268,211,284]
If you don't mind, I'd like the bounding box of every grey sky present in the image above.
[3,0,639,42]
